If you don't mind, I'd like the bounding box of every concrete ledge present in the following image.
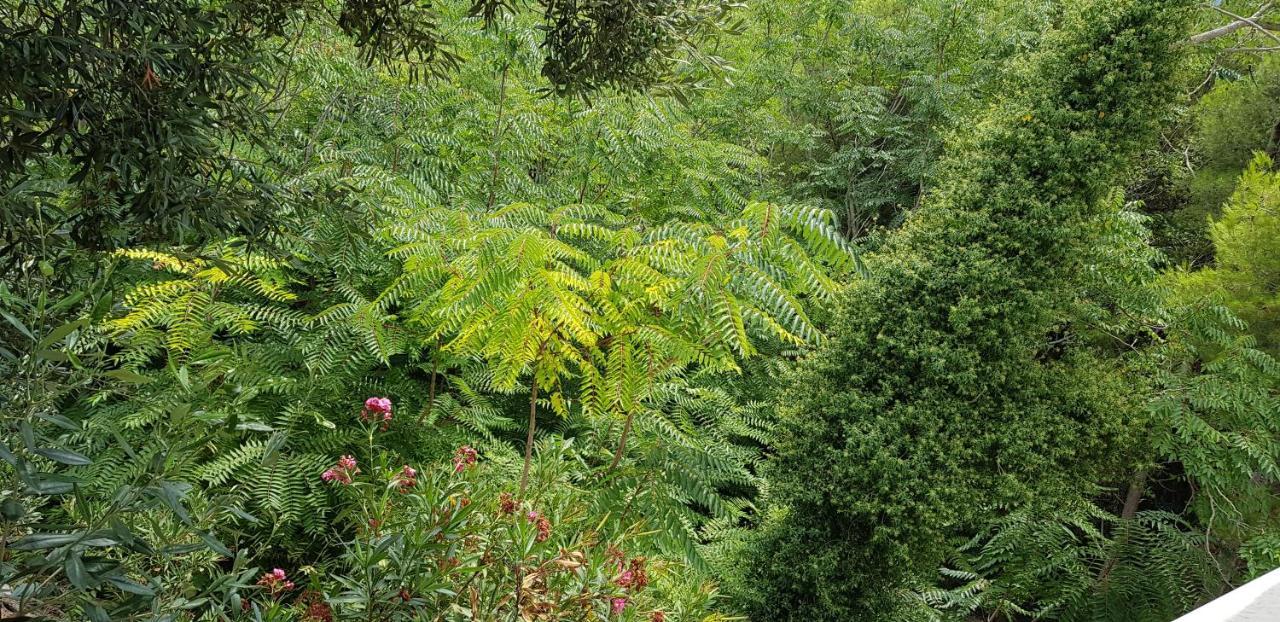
[1174,569,1280,622]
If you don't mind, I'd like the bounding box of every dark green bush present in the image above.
[731,0,1193,618]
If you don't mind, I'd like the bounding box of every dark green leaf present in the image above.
[148,481,192,524]
[12,533,80,550]
[1,498,25,520]
[35,412,80,431]
[38,319,85,349]
[199,532,233,557]
[34,446,92,466]
[107,575,156,597]
[84,604,109,622]
[66,553,90,588]
[228,507,260,524]
[0,310,33,341]
[105,369,153,384]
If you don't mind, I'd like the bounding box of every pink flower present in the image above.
[650,612,665,622]
[257,568,294,596]
[623,557,649,590]
[452,445,478,473]
[362,397,392,424]
[361,397,393,429]
[611,597,627,615]
[323,455,359,485]
[394,464,418,493]
[525,510,551,542]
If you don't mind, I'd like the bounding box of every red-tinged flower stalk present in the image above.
[257,568,295,596]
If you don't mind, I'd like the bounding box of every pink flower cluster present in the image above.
[257,568,294,596]
[610,554,649,617]
[615,557,649,591]
[452,445,477,473]
[322,455,359,485]
[499,492,517,515]
[526,510,551,542]
[394,464,418,493]
[361,397,393,430]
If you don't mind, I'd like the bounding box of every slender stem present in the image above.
[486,64,511,210]
[608,411,634,472]
[513,562,524,619]
[519,375,539,498]
[609,344,653,473]
[427,355,437,411]
[418,341,440,426]
[617,470,656,529]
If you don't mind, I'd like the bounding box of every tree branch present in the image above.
[1189,2,1277,45]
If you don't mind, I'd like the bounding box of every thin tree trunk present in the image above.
[486,64,510,209]
[608,410,635,472]
[417,348,439,426]
[428,355,437,413]
[519,375,539,498]
[1119,470,1147,521]
[608,344,651,473]
[1267,118,1280,159]
[1097,469,1148,590]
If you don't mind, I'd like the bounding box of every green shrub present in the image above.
[1171,153,1280,356]
[246,416,728,621]
[730,0,1193,618]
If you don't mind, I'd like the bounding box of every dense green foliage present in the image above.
[1171,154,1280,355]
[732,2,1194,618]
[3,0,1280,621]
